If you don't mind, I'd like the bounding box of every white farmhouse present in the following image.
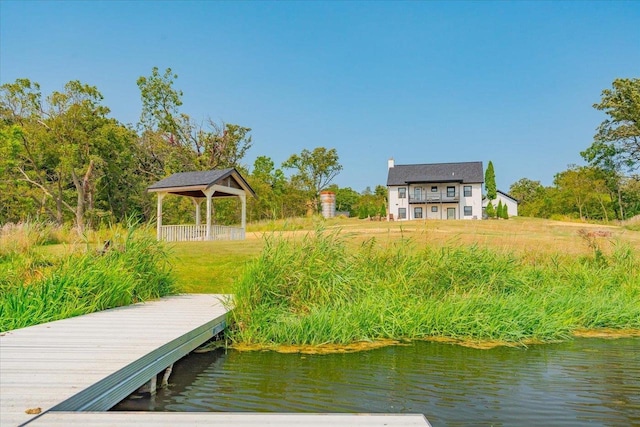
[387,159,484,220]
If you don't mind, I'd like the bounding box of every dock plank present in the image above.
[30,412,431,426]
[0,294,229,427]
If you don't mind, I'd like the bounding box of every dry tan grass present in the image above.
[145,216,640,294]
[247,216,640,258]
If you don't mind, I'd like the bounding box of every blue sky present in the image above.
[1,1,639,193]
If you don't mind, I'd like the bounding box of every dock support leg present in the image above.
[149,375,157,396]
[161,364,173,388]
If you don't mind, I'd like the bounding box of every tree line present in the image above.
[0,68,356,231]
[509,78,640,221]
[2,71,637,229]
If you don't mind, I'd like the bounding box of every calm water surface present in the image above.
[114,338,640,426]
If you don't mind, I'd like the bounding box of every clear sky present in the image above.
[1,1,638,193]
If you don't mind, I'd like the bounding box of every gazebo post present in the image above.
[240,194,247,229]
[204,188,215,240]
[156,192,166,241]
[193,198,203,226]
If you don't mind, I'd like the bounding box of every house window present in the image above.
[447,186,455,198]
[431,186,438,192]
[464,186,472,197]
[464,206,473,216]
[414,187,422,200]
[431,206,438,213]
[414,207,423,219]
[398,187,406,199]
[398,208,407,219]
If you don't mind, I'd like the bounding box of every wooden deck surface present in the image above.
[28,412,431,426]
[0,294,229,427]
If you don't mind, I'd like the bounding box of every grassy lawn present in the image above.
[168,240,264,293]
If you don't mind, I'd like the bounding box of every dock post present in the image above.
[161,364,173,388]
[149,375,157,396]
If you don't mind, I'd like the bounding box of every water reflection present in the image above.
[113,338,640,426]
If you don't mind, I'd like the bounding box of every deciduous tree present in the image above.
[583,78,640,171]
[283,147,343,213]
[581,78,640,220]
[0,78,136,232]
[248,156,287,220]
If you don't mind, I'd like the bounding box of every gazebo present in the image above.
[147,168,256,242]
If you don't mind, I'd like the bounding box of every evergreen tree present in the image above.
[497,200,504,219]
[379,203,387,218]
[501,204,509,219]
[486,202,495,218]
[485,161,497,202]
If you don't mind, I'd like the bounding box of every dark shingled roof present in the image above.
[497,189,519,202]
[147,168,256,197]
[387,162,484,186]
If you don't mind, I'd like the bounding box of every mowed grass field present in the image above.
[171,216,640,294]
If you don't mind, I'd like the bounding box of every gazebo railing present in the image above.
[160,225,245,242]
[211,225,246,241]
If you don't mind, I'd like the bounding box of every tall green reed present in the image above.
[0,224,177,332]
[230,228,640,347]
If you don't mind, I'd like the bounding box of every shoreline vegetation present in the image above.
[2,218,639,352]
[229,223,640,352]
[0,223,177,332]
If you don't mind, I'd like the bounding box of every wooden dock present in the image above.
[0,294,229,426]
[0,294,431,427]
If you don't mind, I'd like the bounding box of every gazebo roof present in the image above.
[147,168,256,198]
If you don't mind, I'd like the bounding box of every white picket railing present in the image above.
[160,224,245,242]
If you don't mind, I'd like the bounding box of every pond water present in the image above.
[113,338,640,426]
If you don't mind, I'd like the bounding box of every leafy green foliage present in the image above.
[247,156,288,221]
[509,167,640,221]
[583,78,640,171]
[137,67,183,135]
[354,191,386,219]
[580,78,640,220]
[554,165,613,221]
[332,186,360,216]
[0,78,138,232]
[283,147,343,213]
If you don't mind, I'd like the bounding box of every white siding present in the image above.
[388,183,482,220]
[388,185,409,220]
[461,183,483,220]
